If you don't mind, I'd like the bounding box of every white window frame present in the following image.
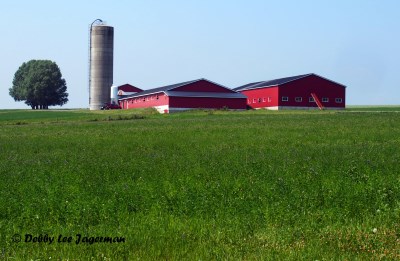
[309,97,315,102]
[295,97,302,102]
[322,97,329,103]
[335,98,343,103]
[281,96,288,102]
[268,97,272,103]
[253,98,257,104]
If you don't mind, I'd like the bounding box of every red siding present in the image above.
[118,84,143,93]
[173,80,234,93]
[169,97,246,109]
[240,87,279,109]
[278,75,345,108]
[119,92,168,109]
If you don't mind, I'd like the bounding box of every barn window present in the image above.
[262,97,266,102]
[258,98,262,103]
[295,97,302,102]
[253,99,257,103]
[268,97,272,102]
[282,96,288,102]
[335,98,343,103]
[156,95,159,100]
[309,97,315,102]
[143,98,146,102]
[131,100,134,104]
[322,97,329,102]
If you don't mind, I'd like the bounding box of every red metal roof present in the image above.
[118,84,143,93]
[234,73,346,91]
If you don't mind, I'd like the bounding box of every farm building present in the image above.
[117,84,143,96]
[234,73,346,110]
[118,79,247,113]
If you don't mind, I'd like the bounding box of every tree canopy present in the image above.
[9,60,68,109]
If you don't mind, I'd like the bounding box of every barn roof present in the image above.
[165,91,246,98]
[119,78,245,100]
[134,79,200,97]
[118,84,143,93]
[233,73,346,91]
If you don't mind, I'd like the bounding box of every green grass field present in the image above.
[1,107,400,260]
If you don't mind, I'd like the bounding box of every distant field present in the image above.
[1,108,400,260]
[346,105,400,111]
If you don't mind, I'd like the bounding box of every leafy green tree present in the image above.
[9,60,68,109]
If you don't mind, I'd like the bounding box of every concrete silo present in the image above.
[89,20,114,110]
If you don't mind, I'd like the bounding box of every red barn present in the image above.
[118,79,247,113]
[234,73,346,110]
[117,84,143,96]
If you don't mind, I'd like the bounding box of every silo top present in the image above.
[92,24,113,29]
[93,24,113,28]
[91,25,114,36]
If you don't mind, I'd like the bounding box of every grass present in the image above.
[1,107,400,260]
[345,105,400,112]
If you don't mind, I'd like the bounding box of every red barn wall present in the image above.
[119,93,168,109]
[118,84,143,93]
[239,87,279,109]
[169,97,246,109]
[174,80,234,93]
[279,75,345,108]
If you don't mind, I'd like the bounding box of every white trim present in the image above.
[118,90,138,96]
[154,105,169,114]
[263,106,279,110]
[168,107,245,113]
[256,106,345,110]
[119,91,166,100]
[295,97,302,102]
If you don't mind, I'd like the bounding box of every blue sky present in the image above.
[1,0,399,108]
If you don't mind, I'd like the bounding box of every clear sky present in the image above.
[1,0,399,108]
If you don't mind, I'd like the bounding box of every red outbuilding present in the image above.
[234,73,346,110]
[117,84,143,96]
[118,79,247,113]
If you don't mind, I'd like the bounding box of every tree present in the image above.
[9,60,68,109]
